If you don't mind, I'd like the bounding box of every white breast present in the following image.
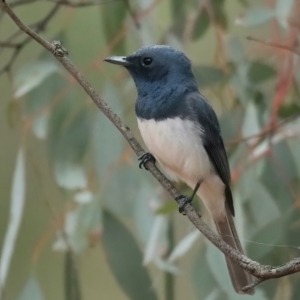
[137,117,212,184]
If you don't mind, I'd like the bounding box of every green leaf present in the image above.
[102,210,157,300]
[193,65,225,88]
[276,0,294,28]
[211,0,227,29]
[242,102,261,144]
[193,244,221,299]
[14,61,59,98]
[25,74,66,115]
[192,8,210,40]
[0,149,26,295]
[279,103,300,118]
[18,277,44,300]
[32,112,50,139]
[93,82,124,180]
[236,7,274,26]
[103,165,140,216]
[48,104,92,190]
[246,180,281,232]
[167,230,200,262]
[155,201,177,215]
[64,251,82,300]
[101,2,127,54]
[170,0,187,36]
[247,62,276,84]
[247,217,284,259]
[143,215,168,265]
[133,185,156,244]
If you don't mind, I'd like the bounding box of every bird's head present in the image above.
[104,45,197,94]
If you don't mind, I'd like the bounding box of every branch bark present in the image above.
[2,0,300,293]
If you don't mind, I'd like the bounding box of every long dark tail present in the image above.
[214,204,254,295]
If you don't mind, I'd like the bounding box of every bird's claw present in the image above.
[176,195,192,215]
[138,152,156,170]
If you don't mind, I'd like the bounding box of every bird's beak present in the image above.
[104,56,130,67]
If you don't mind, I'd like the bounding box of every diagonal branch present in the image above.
[2,0,300,293]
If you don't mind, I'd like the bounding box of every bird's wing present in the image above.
[187,92,234,215]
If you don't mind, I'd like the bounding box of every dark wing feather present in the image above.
[187,92,234,215]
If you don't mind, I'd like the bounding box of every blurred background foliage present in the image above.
[1,0,300,299]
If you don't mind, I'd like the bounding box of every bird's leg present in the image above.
[177,181,201,214]
[138,152,156,170]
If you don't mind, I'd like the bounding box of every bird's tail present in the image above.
[213,203,254,295]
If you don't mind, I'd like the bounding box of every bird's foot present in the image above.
[176,195,193,215]
[138,152,156,170]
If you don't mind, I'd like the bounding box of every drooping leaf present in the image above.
[211,0,227,29]
[102,164,140,216]
[14,61,59,98]
[193,65,226,88]
[170,0,187,36]
[275,0,294,28]
[102,210,157,300]
[242,102,261,144]
[192,244,222,299]
[93,82,124,180]
[133,184,157,244]
[101,1,127,54]
[247,62,276,84]
[0,149,26,295]
[32,112,50,139]
[53,197,102,253]
[278,103,300,118]
[25,74,67,115]
[167,230,200,262]
[18,277,44,300]
[143,215,168,265]
[48,103,92,190]
[236,7,275,26]
[64,251,82,300]
[192,8,210,40]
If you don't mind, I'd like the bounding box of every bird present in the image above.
[104,45,254,295]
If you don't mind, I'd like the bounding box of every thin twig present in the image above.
[0,3,60,75]
[247,36,300,56]
[2,0,300,291]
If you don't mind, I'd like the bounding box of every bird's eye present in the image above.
[142,57,153,66]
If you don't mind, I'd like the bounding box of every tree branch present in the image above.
[2,0,300,292]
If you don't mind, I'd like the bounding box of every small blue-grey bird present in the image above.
[105,45,254,295]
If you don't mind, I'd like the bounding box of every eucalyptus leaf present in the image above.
[143,215,168,265]
[193,65,225,88]
[193,244,221,299]
[133,184,156,244]
[14,61,59,98]
[101,1,127,54]
[247,62,276,84]
[242,102,261,144]
[0,149,26,296]
[167,230,200,263]
[102,210,158,300]
[18,277,44,300]
[192,8,210,40]
[49,107,92,190]
[275,0,294,28]
[64,251,82,300]
[32,112,49,139]
[236,7,274,26]
[210,0,227,29]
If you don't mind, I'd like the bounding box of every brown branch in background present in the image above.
[0,3,60,75]
[247,36,300,56]
[2,0,300,293]
[45,0,121,7]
